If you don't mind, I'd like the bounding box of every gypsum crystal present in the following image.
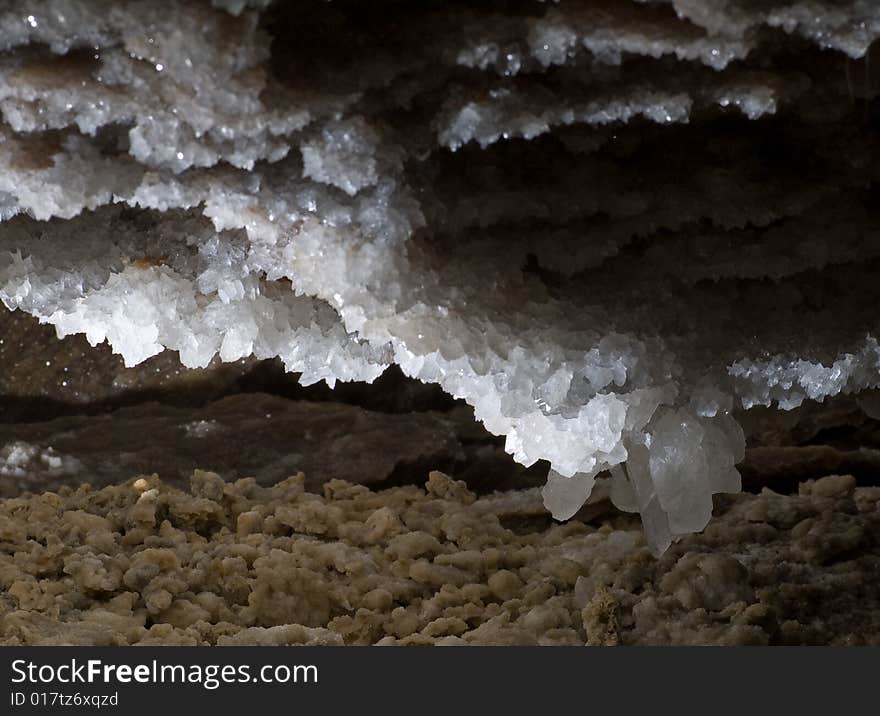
[0,0,878,554]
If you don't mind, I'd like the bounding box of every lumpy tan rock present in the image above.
[1,470,877,646]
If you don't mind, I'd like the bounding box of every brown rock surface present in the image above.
[0,394,546,497]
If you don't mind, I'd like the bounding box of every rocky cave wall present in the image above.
[0,0,879,553]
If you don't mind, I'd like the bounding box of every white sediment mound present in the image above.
[1,0,878,552]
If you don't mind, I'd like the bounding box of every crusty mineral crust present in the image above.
[1,471,876,646]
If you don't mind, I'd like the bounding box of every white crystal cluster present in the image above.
[1,0,878,553]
